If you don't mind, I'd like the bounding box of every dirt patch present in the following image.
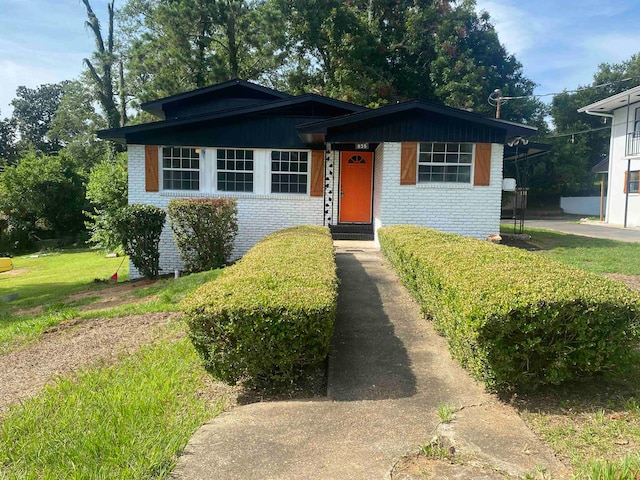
[604,273,640,292]
[391,454,511,479]
[0,268,29,277]
[14,278,159,316]
[0,312,179,412]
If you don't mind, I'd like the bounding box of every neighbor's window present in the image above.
[271,150,309,194]
[217,149,254,192]
[418,143,473,183]
[629,171,640,193]
[162,147,200,190]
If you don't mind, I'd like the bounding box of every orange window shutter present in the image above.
[145,145,159,192]
[310,150,325,196]
[400,142,417,185]
[473,143,492,186]
[624,171,628,194]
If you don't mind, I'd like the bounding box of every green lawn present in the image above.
[0,337,229,479]
[0,249,129,311]
[0,249,228,478]
[500,225,640,275]
[0,268,222,355]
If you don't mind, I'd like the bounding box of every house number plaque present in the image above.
[355,143,369,150]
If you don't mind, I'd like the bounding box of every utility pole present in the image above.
[488,89,503,119]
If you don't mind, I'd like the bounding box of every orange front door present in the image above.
[339,151,373,223]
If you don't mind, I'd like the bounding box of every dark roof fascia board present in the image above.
[297,100,537,138]
[97,94,368,141]
[140,78,292,113]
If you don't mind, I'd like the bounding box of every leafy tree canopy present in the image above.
[10,82,69,154]
[530,53,640,196]
[0,111,18,167]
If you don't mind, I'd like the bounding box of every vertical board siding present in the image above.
[473,143,491,186]
[145,145,159,192]
[400,142,417,185]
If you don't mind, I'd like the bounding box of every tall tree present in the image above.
[274,0,390,106]
[10,82,68,154]
[0,150,86,245]
[47,80,108,173]
[533,54,640,195]
[82,0,126,129]
[274,0,544,123]
[0,112,18,167]
[119,0,287,105]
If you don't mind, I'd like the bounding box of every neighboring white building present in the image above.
[98,79,537,277]
[579,86,640,227]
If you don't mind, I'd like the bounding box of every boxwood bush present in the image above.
[115,204,166,279]
[167,198,238,273]
[183,226,337,388]
[378,225,640,392]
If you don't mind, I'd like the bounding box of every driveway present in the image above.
[521,219,640,243]
[171,244,567,479]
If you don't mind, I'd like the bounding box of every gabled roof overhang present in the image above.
[97,94,368,143]
[297,100,537,145]
[140,78,292,118]
[578,85,640,114]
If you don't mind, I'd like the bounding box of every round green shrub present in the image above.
[167,198,238,273]
[115,204,166,279]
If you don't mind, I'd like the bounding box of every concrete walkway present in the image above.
[172,245,567,479]
[522,219,640,243]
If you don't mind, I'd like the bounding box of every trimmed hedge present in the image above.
[183,226,337,387]
[379,225,640,392]
[167,198,238,273]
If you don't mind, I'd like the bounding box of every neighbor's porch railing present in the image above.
[626,133,640,157]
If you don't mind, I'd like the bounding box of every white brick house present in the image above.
[98,79,537,277]
[579,86,640,227]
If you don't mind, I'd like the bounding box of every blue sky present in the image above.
[1,0,640,117]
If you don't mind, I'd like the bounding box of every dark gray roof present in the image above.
[591,157,609,174]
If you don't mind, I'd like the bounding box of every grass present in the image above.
[0,269,222,355]
[437,403,456,423]
[520,373,640,479]
[0,249,129,312]
[500,225,640,275]
[0,337,229,479]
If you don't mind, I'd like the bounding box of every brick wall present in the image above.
[127,145,323,278]
[375,142,503,241]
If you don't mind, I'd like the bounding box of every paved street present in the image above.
[518,219,640,243]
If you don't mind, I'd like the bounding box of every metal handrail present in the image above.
[626,133,640,156]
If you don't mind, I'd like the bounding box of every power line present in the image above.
[489,76,640,106]
[544,125,612,139]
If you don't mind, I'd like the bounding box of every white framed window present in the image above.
[162,147,200,190]
[629,170,640,193]
[418,143,473,184]
[216,149,254,192]
[271,150,309,194]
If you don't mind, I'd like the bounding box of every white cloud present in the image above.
[475,0,555,56]
[580,33,640,65]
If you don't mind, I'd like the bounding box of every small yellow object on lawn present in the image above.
[0,257,14,273]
